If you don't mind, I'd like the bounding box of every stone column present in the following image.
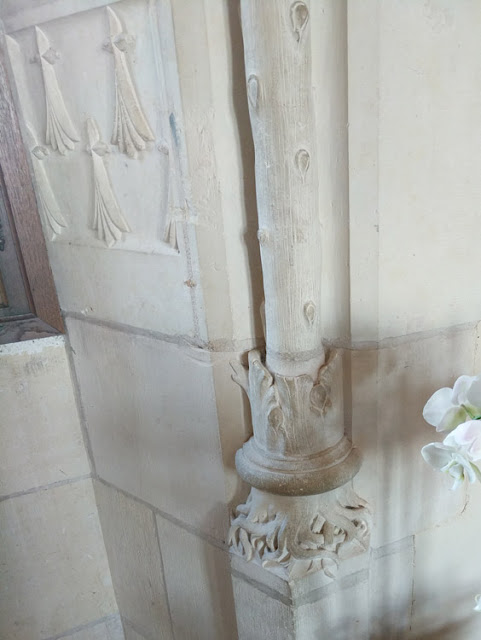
[229,1,371,637]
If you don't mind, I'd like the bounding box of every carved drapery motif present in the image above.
[25,123,67,239]
[6,4,181,256]
[105,7,155,158]
[85,117,130,247]
[34,27,79,154]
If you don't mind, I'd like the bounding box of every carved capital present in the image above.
[231,349,361,496]
[229,485,371,581]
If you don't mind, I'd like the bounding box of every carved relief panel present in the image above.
[5,0,181,255]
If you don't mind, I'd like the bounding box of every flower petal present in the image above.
[452,375,476,404]
[465,376,481,414]
[437,405,469,432]
[445,420,481,460]
[474,594,481,612]
[421,443,453,470]
[423,388,455,427]
[450,475,464,491]
[471,462,481,483]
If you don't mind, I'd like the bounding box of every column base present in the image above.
[235,436,362,496]
[229,483,371,582]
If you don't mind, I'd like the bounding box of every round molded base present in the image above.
[235,436,362,496]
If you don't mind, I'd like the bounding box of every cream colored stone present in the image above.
[64,615,125,640]
[0,336,89,496]
[170,0,261,347]
[156,516,238,640]
[232,576,293,640]
[311,0,350,344]
[295,575,370,640]
[122,621,148,640]
[347,0,380,344]
[351,328,474,547]
[210,351,252,504]
[349,0,481,339]
[48,244,198,338]
[67,317,228,539]
[369,537,414,638]
[67,319,227,537]
[410,481,481,639]
[94,481,173,640]
[0,479,117,640]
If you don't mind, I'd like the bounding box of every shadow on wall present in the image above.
[351,324,480,635]
[224,0,262,515]
[202,505,239,640]
[226,0,265,340]
[371,619,474,640]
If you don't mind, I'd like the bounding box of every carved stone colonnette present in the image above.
[229,0,370,583]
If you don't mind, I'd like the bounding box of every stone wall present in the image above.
[2,0,481,638]
[0,337,123,640]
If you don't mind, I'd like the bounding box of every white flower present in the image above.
[444,419,481,459]
[475,594,481,612]
[421,420,481,490]
[423,374,481,432]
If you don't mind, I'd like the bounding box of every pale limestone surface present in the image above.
[0,479,118,640]
[295,577,370,640]
[94,481,173,640]
[67,317,228,540]
[156,517,238,640]
[410,481,481,639]
[63,615,125,640]
[369,538,414,638]
[4,0,481,637]
[210,350,254,503]
[169,0,262,347]
[232,577,293,640]
[122,622,147,640]
[0,336,89,496]
[47,244,197,338]
[349,0,481,341]
[351,328,473,548]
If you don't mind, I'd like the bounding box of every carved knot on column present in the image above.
[229,485,371,581]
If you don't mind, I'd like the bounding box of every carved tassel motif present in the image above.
[105,7,154,158]
[86,118,130,247]
[35,27,79,154]
[26,123,67,239]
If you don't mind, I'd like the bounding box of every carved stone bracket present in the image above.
[229,485,371,581]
